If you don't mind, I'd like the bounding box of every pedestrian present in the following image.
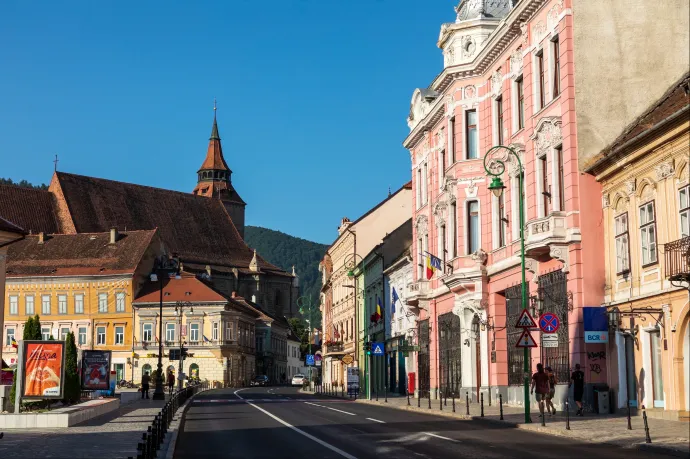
[530,363,550,418]
[569,363,585,416]
[141,371,151,399]
[167,369,175,395]
[545,366,558,415]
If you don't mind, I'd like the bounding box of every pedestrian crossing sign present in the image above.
[514,309,538,329]
[372,342,384,356]
[515,330,538,348]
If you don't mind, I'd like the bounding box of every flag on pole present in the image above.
[333,324,340,339]
[391,287,399,314]
[203,335,210,343]
[375,297,383,322]
[425,252,442,279]
[11,337,18,349]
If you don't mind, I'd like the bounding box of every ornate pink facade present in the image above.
[404,0,605,406]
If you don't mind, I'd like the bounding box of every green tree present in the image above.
[32,314,42,339]
[63,332,80,404]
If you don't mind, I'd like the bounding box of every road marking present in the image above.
[424,433,458,443]
[366,418,385,423]
[304,401,355,416]
[235,390,357,459]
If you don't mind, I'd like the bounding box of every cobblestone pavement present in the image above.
[0,395,169,459]
[308,389,690,457]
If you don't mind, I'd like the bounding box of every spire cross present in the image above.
[53,154,59,172]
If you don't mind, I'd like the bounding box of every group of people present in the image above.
[139,369,177,399]
[530,363,585,417]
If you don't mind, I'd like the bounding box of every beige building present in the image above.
[321,183,412,387]
[0,217,25,371]
[586,74,689,419]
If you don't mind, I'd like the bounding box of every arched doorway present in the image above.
[142,364,152,377]
[189,363,199,380]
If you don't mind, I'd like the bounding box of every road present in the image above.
[174,387,669,459]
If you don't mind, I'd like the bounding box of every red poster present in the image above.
[22,341,65,399]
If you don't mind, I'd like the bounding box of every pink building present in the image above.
[403,0,605,408]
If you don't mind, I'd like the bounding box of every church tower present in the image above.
[192,103,246,238]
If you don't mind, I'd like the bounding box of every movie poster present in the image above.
[22,341,65,399]
[81,350,112,390]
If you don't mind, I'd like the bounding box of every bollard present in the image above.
[643,411,652,443]
[565,400,570,430]
[541,405,546,426]
[427,394,431,409]
[488,390,492,407]
[152,416,158,447]
[384,385,387,403]
[141,433,148,459]
[342,385,344,398]
[627,401,632,430]
[418,392,421,408]
[466,392,470,415]
[499,394,504,420]
[136,442,144,459]
[481,393,484,417]
[147,426,153,459]
[452,394,456,413]
[440,393,443,411]
[376,389,379,402]
[407,390,411,406]
[444,393,447,406]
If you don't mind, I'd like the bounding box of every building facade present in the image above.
[403,0,606,407]
[0,217,25,370]
[586,75,690,418]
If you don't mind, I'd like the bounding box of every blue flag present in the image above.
[391,287,399,314]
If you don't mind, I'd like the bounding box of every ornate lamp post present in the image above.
[149,254,182,400]
[174,301,193,390]
[483,145,531,423]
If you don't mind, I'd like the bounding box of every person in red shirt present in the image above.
[530,363,550,418]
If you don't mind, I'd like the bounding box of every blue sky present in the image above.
[0,0,453,244]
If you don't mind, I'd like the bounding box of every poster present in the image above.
[346,367,359,396]
[81,350,112,390]
[22,341,65,399]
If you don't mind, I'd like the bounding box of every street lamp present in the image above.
[149,254,182,400]
[174,301,193,390]
[483,145,531,423]
[297,296,314,388]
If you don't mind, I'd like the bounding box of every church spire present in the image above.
[210,98,220,140]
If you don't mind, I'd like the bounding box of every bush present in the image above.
[63,332,80,404]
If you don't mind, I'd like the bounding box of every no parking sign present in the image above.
[539,313,560,334]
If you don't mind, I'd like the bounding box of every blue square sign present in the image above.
[584,307,608,343]
[306,354,315,366]
[372,342,384,356]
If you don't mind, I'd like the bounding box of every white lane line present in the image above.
[235,390,357,459]
[304,401,325,407]
[424,432,458,443]
[304,401,355,416]
[366,418,385,423]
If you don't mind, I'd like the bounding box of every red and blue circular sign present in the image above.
[539,313,560,334]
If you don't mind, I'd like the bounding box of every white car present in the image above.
[291,374,306,386]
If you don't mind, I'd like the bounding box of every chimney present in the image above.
[109,227,118,244]
[38,232,45,244]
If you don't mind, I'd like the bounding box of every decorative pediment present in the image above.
[625,178,636,196]
[613,191,629,212]
[464,85,477,100]
[441,174,458,193]
[433,201,448,222]
[465,181,479,198]
[415,214,429,234]
[654,161,674,181]
[635,177,657,199]
[519,21,529,46]
[510,46,523,76]
[491,69,503,97]
[531,117,562,158]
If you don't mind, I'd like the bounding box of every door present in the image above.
[650,331,665,408]
[115,364,124,383]
[438,312,462,398]
[418,320,431,398]
[389,352,396,393]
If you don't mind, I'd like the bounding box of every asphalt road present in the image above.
[174,387,669,459]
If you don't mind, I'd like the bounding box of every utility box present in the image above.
[593,384,610,414]
[407,372,416,395]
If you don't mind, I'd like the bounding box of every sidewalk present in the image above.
[306,389,690,457]
[0,394,170,459]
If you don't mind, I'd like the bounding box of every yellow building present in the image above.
[587,74,689,419]
[2,228,159,382]
[0,217,25,372]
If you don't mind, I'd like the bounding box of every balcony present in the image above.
[524,212,580,270]
[665,236,690,284]
[406,280,429,307]
[324,342,344,355]
[133,339,238,350]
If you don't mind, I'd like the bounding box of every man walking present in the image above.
[167,369,175,395]
[141,371,151,399]
[530,363,550,418]
[570,363,585,415]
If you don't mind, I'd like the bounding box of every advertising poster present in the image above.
[346,367,360,397]
[81,350,112,390]
[22,341,65,399]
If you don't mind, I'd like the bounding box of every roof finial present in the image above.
[53,154,59,172]
[210,98,220,140]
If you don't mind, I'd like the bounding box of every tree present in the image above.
[63,332,80,404]
[288,317,310,358]
[32,314,42,340]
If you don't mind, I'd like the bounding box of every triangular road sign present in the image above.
[515,309,538,329]
[515,330,538,348]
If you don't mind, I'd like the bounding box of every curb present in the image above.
[160,388,210,459]
[302,390,688,456]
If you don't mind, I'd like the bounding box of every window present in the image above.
[212,322,219,341]
[190,323,199,342]
[440,149,446,177]
[640,202,657,266]
[466,110,478,159]
[98,293,107,313]
[495,96,504,145]
[42,327,50,341]
[417,237,424,278]
[450,117,456,162]
[116,292,125,312]
[42,295,51,315]
[97,326,106,345]
[450,202,457,258]
[166,323,176,342]
[441,224,447,269]
[60,327,69,340]
[680,186,689,237]
[74,294,84,314]
[556,146,565,211]
[416,168,422,206]
[25,295,34,315]
[552,35,560,98]
[115,326,124,345]
[58,295,67,314]
[536,50,545,110]
[540,155,551,215]
[615,213,630,274]
[5,328,15,346]
[9,295,18,315]
[516,76,525,130]
[422,163,428,204]
[78,327,87,345]
[497,192,507,248]
[142,323,153,342]
[467,201,480,254]
[423,233,429,267]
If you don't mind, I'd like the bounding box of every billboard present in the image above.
[584,307,609,343]
[22,341,66,399]
[81,350,112,390]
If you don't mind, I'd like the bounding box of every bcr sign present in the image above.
[585,332,608,343]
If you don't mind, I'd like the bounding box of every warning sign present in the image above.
[516,330,538,348]
[515,309,538,329]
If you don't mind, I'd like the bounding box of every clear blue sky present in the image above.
[0,0,453,244]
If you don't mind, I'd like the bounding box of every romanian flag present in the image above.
[425,252,442,280]
[11,337,18,349]
[372,297,383,323]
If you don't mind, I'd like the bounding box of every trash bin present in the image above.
[593,384,610,414]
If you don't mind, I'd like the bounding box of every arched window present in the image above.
[142,364,152,376]
[190,363,200,380]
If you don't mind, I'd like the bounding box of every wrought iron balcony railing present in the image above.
[665,235,690,284]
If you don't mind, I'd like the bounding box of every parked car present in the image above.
[291,374,306,387]
[251,375,269,386]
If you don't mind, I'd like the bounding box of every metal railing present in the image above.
[665,236,690,284]
[130,381,208,459]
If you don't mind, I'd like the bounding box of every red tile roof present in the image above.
[0,184,59,234]
[0,216,26,235]
[133,273,227,304]
[6,230,156,277]
[54,172,281,272]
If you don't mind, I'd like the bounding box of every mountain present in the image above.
[244,226,326,327]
